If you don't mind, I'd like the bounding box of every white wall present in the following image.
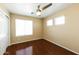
[0,5,10,55]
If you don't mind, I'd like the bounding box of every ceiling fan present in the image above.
[31,3,52,16]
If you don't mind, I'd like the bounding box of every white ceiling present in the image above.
[1,3,72,18]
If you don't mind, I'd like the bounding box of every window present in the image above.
[54,16,65,25]
[47,19,53,26]
[15,19,33,36]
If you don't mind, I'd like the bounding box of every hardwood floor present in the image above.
[4,39,76,55]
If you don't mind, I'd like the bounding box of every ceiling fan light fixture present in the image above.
[36,10,41,16]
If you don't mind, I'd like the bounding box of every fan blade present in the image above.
[42,3,52,10]
[38,5,40,9]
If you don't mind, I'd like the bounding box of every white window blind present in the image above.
[15,19,33,36]
[47,19,53,26]
[54,16,65,25]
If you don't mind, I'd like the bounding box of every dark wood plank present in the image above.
[4,39,77,55]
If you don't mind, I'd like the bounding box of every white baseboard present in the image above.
[45,39,79,55]
[10,38,41,46]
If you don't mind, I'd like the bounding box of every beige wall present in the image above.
[43,4,79,54]
[10,14,43,44]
